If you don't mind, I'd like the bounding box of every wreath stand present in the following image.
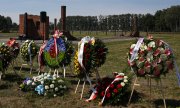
[128,75,166,108]
[74,68,100,100]
[19,60,34,74]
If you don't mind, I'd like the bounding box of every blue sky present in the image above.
[0,0,179,24]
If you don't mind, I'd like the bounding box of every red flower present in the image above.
[153,66,161,76]
[113,89,118,93]
[110,84,114,88]
[139,57,145,62]
[117,84,122,89]
[139,50,144,55]
[157,40,163,46]
[138,69,145,75]
[130,48,133,55]
[145,61,151,68]
[154,49,160,56]
[166,61,173,70]
[165,49,171,56]
[106,92,111,98]
[101,91,105,97]
[147,47,152,51]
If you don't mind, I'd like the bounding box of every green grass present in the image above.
[0,32,180,108]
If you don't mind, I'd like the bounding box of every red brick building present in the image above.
[19,13,49,39]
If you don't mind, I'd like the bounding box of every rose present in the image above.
[106,92,111,98]
[117,84,122,89]
[110,84,114,88]
[113,89,118,93]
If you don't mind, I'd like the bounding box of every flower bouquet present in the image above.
[74,36,108,77]
[86,72,129,105]
[6,38,20,59]
[128,36,174,77]
[20,40,38,62]
[19,73,68,97]
[43,35,66,69]
[0,43,12,71]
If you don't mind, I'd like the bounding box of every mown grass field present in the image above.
[0,32,180,108]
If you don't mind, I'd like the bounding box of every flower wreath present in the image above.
[128,36,174,77]
[43,35,66,69]
[19,73,68,97]
[0,44,12,71]
[6,38,20,59]
[74,36,108,77]
[20,40,38,62]
[86,72,129,105]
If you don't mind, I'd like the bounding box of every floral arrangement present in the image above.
[43,36,66,69]
[86,72,129,105]
[19,73,68,97]
[39,31,74,70]
[20,40,38,62]
[0,43,12,71]
[74,36,108,77]
[128,36,174,77]
[6,38,20,59]
[59,36,74,67]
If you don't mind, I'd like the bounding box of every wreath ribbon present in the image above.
[38,42,47,69]
[86,74,124,105]
[78,36,96,92]
[28,41,33,65]
[163,41,180,87]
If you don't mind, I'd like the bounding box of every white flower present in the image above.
[124,76,128,79]
[53,77,56,80]
[32,82,36,86]
[59,85,63,88]
[124,79,128,83]
[63,86,67,89]
[119,73,124,76]
[52,81,55,83]
[148,41,155,48]
[45,85,49,90]
[121,82,125,86]
[41,81,44,84]
[47,74,51,77]
[26,80,32,85]
[50,84,54,88]
[53,74,57,78]
[44,93,47,96]
[130,44,136,49]
[54,94,57,97]
[44,73,47,76]
[58,79,64,83]
[44,76,48,79]
[55,87,59,91]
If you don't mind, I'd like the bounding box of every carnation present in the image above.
[45,85,49,90]
[121,82,125,87]
[50,84,54,88]
[55,87,59,91]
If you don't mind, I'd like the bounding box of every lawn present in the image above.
[0,32,180,108]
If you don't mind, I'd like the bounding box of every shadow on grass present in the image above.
[153,99,180,108]
[2,73,23,83]
[13,66,37,72]
[0,83,12,90]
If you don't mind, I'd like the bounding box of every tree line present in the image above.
[0,15,18,33]
[57,5,180,33]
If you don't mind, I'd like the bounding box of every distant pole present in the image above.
[54,18,57,31]
[24,12,28,37]
[61,6,66,32]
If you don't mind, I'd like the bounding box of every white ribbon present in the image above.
[78,36,96,92]
[28,40,33,65]
[78,36,94,69]
[130,38,144,62]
